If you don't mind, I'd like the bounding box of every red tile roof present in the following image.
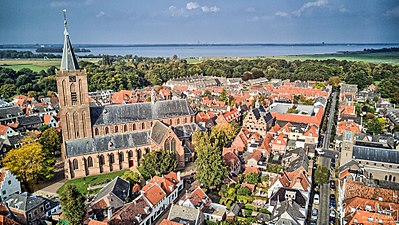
[337,121,361,135]
[243,166,260,175]
[187,187,211,207]
[160,219,183,225]
[344,180,399,204]
[0,125,8,136]
[346,210,396,225]
[249,150,262,162]
[0,214,20,225]
[143,184,166,206]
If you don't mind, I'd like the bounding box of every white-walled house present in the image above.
[0,169,21,200]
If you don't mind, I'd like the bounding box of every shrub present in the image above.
[243,209,252,217]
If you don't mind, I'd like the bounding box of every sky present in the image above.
[1,0,398,44]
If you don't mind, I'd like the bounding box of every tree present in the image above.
[59,184,86,225]
[138,150,177,179]
[328,76,341,87]
[244,172,259,184]
[237,186,251,196]
[2,141,51,191]
[195,143,227,189]
[210,123,239,149]
[367,117,383,134]
[121,170,141,185]
[38,124,50,132]
[315,166,329,184]
[39,127,61,157]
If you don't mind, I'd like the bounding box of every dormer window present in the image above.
[108,141,113,148]
[69,76,76,82]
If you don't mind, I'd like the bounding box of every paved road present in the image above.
[318,157,331,225]
[318,92,337,225]
[323,92,337,150]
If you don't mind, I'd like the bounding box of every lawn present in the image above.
[0,58,100,72]
[57,169,128,195]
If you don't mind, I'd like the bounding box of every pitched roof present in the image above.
[107,196,152,225]
[60,22,80,71]
[343,197,399,220]
[143,183,166,206]
[17,115,42,126]
[346,210,396,225]
[160,219,183,225]
[249,150,262,161]
[65,130,151,157]
[151,121,169,144]
[0,125,8,135]
[269,188,307,208]
[90,99,194,126]
[344,180,399,204]
[168,204,201,225]
[303,125,318,137]
[93,176,130,204]
[4,192,45,212]
[186,187,211,208]
[243,166,260,175]
[0,215,20,225]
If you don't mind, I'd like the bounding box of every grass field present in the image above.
[187,52,399,64]
[57,169,128,195]
[0,59,60,72]
[274,52,399,64]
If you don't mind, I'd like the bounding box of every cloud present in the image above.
[274,0,328,17]
[275,11,289,17]
[292,0,328,16]
[201,6,220,13]
[168,2,220,17]
[186,2,200,10]
[96,11,105,18]
[385,5,399,18]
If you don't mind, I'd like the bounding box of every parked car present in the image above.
[330,209,336,217]
[329,217,336,225]
[314,194,320,205]
[186,177,195,184]
[331,159,336,168]
[330,194,335,200]
[330,180,336,190]
[330,199,336,208]
[310,220,317,225]
[312,209,318,220]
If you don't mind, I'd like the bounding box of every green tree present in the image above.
[315,166,329,184]
[138,150,177,179]
[237,186,251,196]
[39,127,61,157]
[367,117,383,134]
[195,143,227,189]
[244,172,259,184]
[121,170,141,185]
[59,184,86,225]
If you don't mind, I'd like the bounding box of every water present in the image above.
[1,43,399,58]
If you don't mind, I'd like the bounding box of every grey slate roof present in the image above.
[93,176,130,203]
[60,26,79,71]
[90,99,194,126]
[168,204,201,225]
[5,192,45,212]
[270,200,305,224]
[269,188,307,208]
[151,121,169,144]
[0,107,23,120]
[173,123,202,139]
[353,145,399,164]
[65,131,150,157]
[17,116,42,126]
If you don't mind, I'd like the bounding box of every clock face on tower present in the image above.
[69,76,76,82]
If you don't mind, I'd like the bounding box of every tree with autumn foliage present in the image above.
[2,139,53,191]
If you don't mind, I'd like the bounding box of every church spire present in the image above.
[60,9,80,71]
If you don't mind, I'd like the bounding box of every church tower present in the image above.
[56,10,92,159]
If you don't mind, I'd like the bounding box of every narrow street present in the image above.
[318,91,337,225]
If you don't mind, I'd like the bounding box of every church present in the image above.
[56,15,197,179]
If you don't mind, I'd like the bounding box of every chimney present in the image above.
[107,207,113,220]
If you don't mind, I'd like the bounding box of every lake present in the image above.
[2,43,399,58]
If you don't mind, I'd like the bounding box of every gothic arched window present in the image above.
[73,159,78,170]
[87,157,93,167]
[105,127,109,134]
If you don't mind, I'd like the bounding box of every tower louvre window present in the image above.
[71,92,78,105]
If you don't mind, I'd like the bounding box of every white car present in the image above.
[314,194,320,205]
[330,209,336,217]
